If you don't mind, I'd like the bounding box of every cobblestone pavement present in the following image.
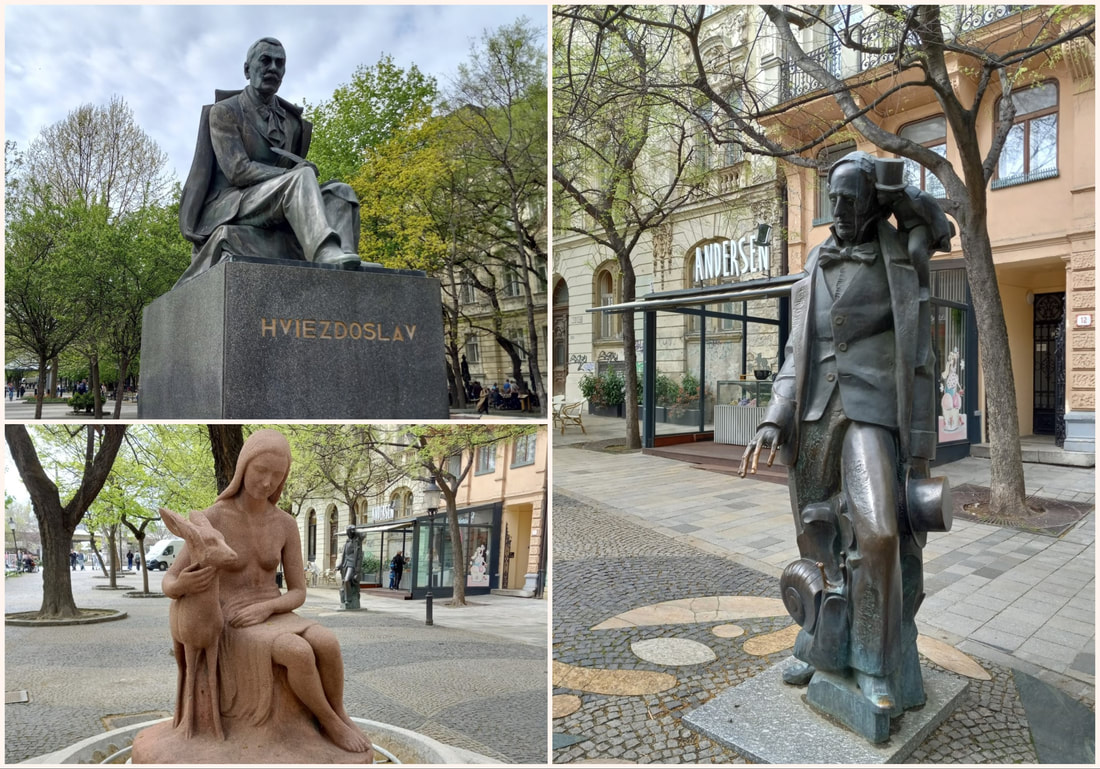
[552,492,1082,764]
[556,440,1095,704]
[4,568,547,764]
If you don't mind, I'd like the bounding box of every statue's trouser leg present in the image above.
[233,167,341,261]
[842,423,902,679]
[788,397,846,673]
[320,182,361,254]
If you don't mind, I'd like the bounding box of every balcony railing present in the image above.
[780,6,1024,102]
[957,5,1025,35]
[780,37,842,101]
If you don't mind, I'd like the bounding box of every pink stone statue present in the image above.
[133,430,373,763]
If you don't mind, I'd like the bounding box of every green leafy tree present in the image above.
[303,55,438,184]
[350,116,452,269]
[5,198,109,418]
[4,425,126,618]
[446,19,550,412]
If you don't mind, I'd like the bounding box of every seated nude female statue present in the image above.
[133,429,372,763]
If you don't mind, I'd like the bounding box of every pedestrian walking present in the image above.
[126,549,134,570]
[78,551,85,570]
[390,551,405,590]
[69,550,78,570]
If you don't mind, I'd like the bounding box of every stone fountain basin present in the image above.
[20,717,500,764]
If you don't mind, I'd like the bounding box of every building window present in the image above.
[391,487,413,518]
[502,267,523,298]
[465,333,481,364]
[475,444,497,475]
[446,454,462,481]
[899,116,947,198]
[511,433,538,467]
[718,301,737,331]
[995,81,1058,188]
[507,328,528,362]
[595,267,619,340]
[460,275,478,304]
[815,142,856,225]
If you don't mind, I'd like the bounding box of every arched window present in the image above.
[390,487,414,518]
[327,507,339,570]
[307,509,317,563]
[594,266,620,340]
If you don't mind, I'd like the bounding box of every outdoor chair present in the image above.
[557,401,586,435]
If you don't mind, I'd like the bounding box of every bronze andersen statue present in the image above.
[336,525,363,610]
[175,37,365,287]
[741,152,953,742]
[133,430,373,763]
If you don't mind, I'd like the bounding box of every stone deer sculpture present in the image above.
[160,507,238,740]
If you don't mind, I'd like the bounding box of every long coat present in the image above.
[762,218,937,468]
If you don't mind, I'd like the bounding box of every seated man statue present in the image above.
[741,152,953,743]
[176,37,364,287]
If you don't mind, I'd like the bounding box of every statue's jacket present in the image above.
[762,218,937,467]
[179,89,313,247]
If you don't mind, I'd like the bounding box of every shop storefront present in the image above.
[361,503,501,600]
[597,263,981,463]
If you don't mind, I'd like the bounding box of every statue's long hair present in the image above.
[215,429,292,505]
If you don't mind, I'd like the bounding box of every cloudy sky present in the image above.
[5,4,547,183]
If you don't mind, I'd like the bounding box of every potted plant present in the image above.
[581,370,626,418]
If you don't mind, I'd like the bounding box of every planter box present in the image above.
[588,403,624,418]
[639,405,669,422]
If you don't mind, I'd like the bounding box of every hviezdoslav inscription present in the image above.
[260,319,417,342]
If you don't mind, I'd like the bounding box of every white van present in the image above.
[145,538,185,571]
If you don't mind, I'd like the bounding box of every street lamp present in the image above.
[8,516,20,572]
[421,478,442,626]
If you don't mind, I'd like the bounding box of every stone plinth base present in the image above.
[684,657,968,764]
[139,257,448,418]
[132,716,373,764]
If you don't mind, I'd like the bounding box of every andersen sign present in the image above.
[693,232,770,284]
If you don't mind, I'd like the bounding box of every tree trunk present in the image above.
[208,425,245,493]
[958,218,1029,517]
[445,495,467,606]
[137,532,149,593]
[619,256,641,450]
[34,354,47,420]
[112,353,131,419]
[88,533,108,577]
[107,525,118,588]
[90,352,103,419]
[39,515,78,616]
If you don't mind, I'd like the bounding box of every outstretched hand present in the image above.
[739,425,781,478]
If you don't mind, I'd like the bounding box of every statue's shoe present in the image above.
[856,671,899,715]
[315,246,362,268]
[781,659,815,686]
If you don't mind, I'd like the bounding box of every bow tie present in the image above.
[256,101,286,147]
[818,242,878,267]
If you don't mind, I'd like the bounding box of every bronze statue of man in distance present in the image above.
[176,37,367,287]
[740,151,953,743]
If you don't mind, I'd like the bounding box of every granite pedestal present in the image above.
[139,258,448,418]
[684,657,968,763]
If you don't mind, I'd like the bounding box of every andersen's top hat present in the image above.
[903,468,953,533]
[874,157,908,192]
